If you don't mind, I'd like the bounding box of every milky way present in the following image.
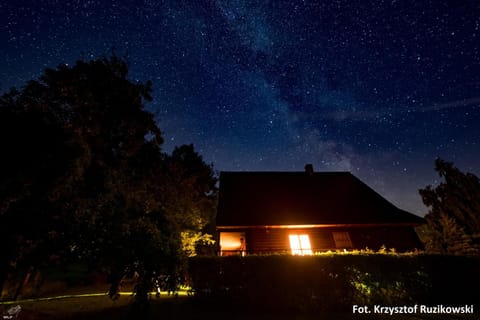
[2,1,480,215]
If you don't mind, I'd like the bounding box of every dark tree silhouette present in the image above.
[419,158,480,255]
[0,56,217,303]
[0,93,78,299]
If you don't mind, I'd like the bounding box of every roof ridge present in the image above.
[219,171,351,174]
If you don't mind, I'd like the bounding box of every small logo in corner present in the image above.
[2,305,21,319]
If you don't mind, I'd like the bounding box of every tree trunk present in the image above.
[13,268,32,301]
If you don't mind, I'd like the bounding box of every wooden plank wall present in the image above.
[241,226,422,254]
[247,228,335,254]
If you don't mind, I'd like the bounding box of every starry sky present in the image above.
[1,1,480,216]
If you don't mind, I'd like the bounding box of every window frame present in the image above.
[332,231,353,249]
[289,234,313,255]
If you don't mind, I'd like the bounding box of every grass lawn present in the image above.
[1,294,479,320]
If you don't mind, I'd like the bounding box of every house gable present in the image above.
[217,171,424,227]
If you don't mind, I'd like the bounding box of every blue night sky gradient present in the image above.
[2,1,480,216]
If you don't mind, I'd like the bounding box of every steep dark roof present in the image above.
[217,171,424,226]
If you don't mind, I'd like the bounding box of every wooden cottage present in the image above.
[216,165,424,256]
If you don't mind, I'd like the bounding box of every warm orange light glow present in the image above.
[289,234,312,255]
[289,234,300,254]
[219,232,246,256]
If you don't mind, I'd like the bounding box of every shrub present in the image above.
[188,253,480,313]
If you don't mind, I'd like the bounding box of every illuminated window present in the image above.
[332,232,353,249]
[289,234,312,255]
[220,232,246,256]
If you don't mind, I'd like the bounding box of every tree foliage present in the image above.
[419,159,480,255]
[0,56,217,300]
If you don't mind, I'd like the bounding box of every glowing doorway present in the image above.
[219,232,246,256]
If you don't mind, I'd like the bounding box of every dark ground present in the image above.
[1,295,478,320]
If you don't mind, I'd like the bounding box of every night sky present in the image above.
[2,1,480,216]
